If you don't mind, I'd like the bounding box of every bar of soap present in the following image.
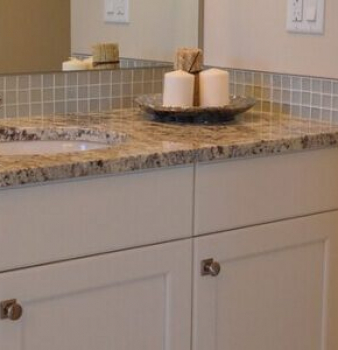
[199,69,230,107]
[163,70,195,107]
[174,48,203,73]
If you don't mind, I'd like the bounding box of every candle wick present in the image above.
[189,52,200,73]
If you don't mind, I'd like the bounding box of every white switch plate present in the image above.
[287,0,325,34]
[105,0,129,24]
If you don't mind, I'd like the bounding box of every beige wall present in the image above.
[204,0,338,78]
[71,0,199,62]
[0,0,70,74]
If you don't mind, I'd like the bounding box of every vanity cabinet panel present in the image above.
[0,240,192,350]
[195,148,338,235]
[0,166,193,271]
[193,211,338,350]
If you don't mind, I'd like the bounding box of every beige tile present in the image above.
[6,76,17,90]
[43,74,54,88]
[89,99,100,112]
[89,71,100,85]
[100,71,111,84]
[18,76,29,90]
[111,70,121,84]
[18,104,30,117]
[78,72,89,86]
[55,73,66,87]
[6,91,17,105]
[6,105,18,118]
[19,91,29,104]
[111,97,121,109]
[78,86,88,99]
[55,101,66,114]
[66,73,78,86]
[43,102,54,115]
[31,103,42,116]
[31,75,42,89]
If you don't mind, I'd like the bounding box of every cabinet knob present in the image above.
[201,258,221,277]
[0,299,23,321]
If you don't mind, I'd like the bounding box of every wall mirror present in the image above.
[0,0,202,75]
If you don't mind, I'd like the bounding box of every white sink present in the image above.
[0,126,128,156]
[0,140,111,156]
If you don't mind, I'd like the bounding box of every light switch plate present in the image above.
[105,0,129,24]
[286,0,325,34]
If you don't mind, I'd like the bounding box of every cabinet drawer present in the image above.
[195,148,338,235]
[0,166,193,271]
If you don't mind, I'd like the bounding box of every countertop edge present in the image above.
[1,131,337,189]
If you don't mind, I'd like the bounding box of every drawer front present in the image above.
[195,148,338,235]
[0,166,193,271]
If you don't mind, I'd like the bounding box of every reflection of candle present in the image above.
[62,58,87,71]
[163,70,195,107]
[199,69,230,106]
[83,57,94,69]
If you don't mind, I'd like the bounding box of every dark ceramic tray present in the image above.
[135,93,256,124]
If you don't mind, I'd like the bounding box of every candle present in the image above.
[163,70,195,107]
[62,58,87,71]
[199,69,230,107]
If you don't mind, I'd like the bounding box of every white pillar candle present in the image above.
[199,68,230,107]
[163,70,195,107]
[62,58,87,71]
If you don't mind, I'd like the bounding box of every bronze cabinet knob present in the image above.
[201,258,221,277]
[1,299,23,321]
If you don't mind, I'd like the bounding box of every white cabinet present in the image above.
[193,211,338,350]
[1,148,338,350]
[0,240,192,350]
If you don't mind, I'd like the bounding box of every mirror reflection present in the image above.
[0,0,199,75]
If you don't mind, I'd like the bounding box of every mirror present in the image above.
[0,0,201,75]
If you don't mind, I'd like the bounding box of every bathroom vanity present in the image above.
[0,109,337,350]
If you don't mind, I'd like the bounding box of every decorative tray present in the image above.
[135,94,256,124]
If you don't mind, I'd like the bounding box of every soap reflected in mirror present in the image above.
[0,0,200,75]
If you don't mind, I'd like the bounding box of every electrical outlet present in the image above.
[105,0,129,24]
[292,0,303,21]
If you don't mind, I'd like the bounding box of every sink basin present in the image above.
[0,126,127,156]
[0,140,111,156]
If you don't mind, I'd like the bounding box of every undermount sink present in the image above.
[0,126,127,156]
[0,140,111,156]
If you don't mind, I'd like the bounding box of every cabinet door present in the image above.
[193,211,338,350]
[0,240,192,350]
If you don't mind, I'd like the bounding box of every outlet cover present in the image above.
[105,0,129,24]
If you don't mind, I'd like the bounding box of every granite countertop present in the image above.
[0,108,338,188]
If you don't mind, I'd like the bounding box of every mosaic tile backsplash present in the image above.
[0,67,171,118]
[1,65,338,124]
[228,69,338,124]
